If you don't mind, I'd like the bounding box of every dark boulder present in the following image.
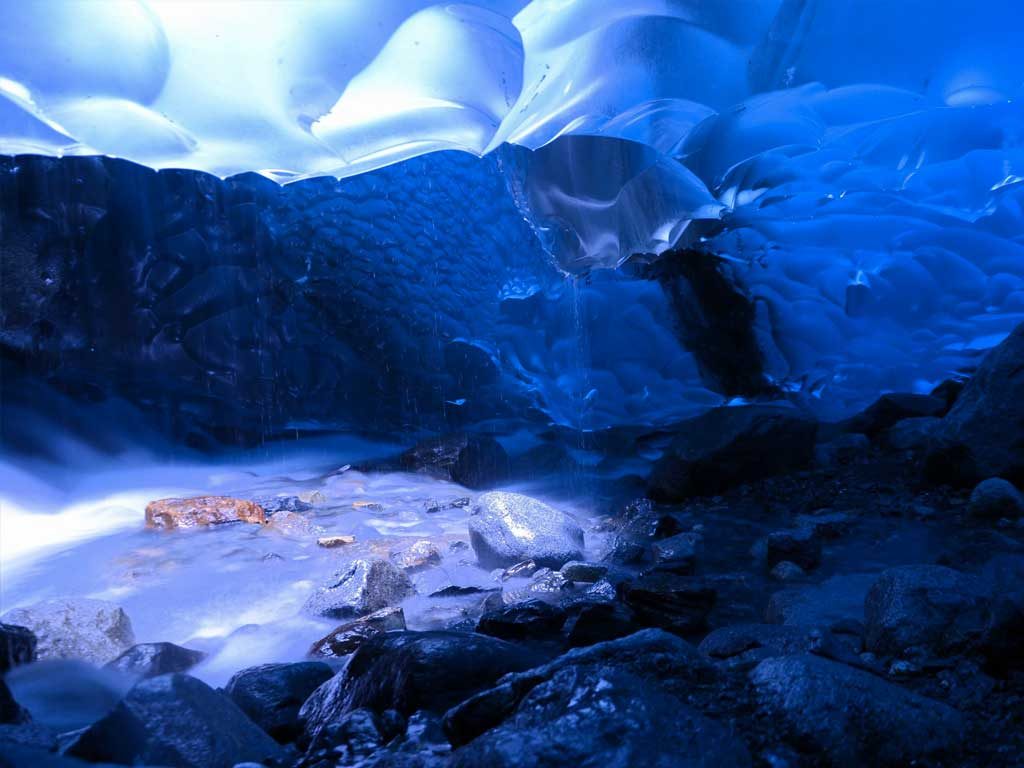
[444,630,721,753]
[308,607,407,658]
[765,528,822,571]
[864,565,991,658]
[699,623,818,670]
[224,661,333,743]
[647,405,817,502]
[842,393,946,437]
[300,631,541,746]
[770,532,823,573]
[64,673,284,768]
[926,322,1024,486]
[476,600,567,641]
[450,665,750,768]
[562,602,637,648]
[618,573,715,634]
[883,416,942,453]
[0,624,36,674]
[967,477,1024,520]
[104,642,206,680]
[649,532,701,574]
[398,433,511,489]
[750,653,964,766]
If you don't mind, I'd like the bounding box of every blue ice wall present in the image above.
[1,152,722,447]
[3,0,1024,436]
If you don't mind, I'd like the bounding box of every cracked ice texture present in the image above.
[3,0,1024,415]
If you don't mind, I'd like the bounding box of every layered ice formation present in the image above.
[3,0,1024,425]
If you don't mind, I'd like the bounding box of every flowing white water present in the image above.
[0,436,605,687]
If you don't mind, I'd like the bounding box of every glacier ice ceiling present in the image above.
[3,0,1024,439]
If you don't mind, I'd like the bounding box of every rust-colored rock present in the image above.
[145,496,267,530]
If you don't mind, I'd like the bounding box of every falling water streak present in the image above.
[568,275,593,501]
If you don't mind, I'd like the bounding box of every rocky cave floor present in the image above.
[3,377,1024,766]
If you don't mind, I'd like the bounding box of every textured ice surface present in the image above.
[3,1,1024,419]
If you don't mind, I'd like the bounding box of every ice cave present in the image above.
[1,2,1024,766]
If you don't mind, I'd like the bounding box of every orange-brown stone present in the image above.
[145,496,267,530]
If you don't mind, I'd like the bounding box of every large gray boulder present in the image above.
[751,653,964,766]
[65,673,284,768]
[864,565,990,657]
[468,492,584,569]
[303,559,414,619]
[0,599,134,665]
[927,322,1024,486]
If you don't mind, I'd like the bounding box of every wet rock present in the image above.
[303,558,414,619]
[769,560,806,581]
[765,527,822,571]
[300,631,540,746]
[751,653,964,766]
[443,629,718,749]
[0,624,36,673]
[884,416,942,453]
[501,560,539,580]
[64,673,284,768]
[469,492,585,570]
[424,496,471,514]
[700,623,816,670]
[450,664,750,768]
[618,573,716,634]
[647,405,817,502]
[431,585,498,598]
[308,607,407,658]
[865,565,991,658]
[225,662,333,743]
[267,511,322,537]
[317,534,356,548]
[501,568,573,605]
[967,477,1024,520]
[144,496,267,529]
[304,707,384,758]
[390,540,442,573]
[104,642,206,679]
[562,602,637,648]
[927,322,1024,486]
[649,532,701,574]
[558,561,607,583]
[396,433,511,489]
[766,573,875,628]
[251,494,312,514]
[476,600,566,641]
[0,599,134,665]
[843,393,947,437]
